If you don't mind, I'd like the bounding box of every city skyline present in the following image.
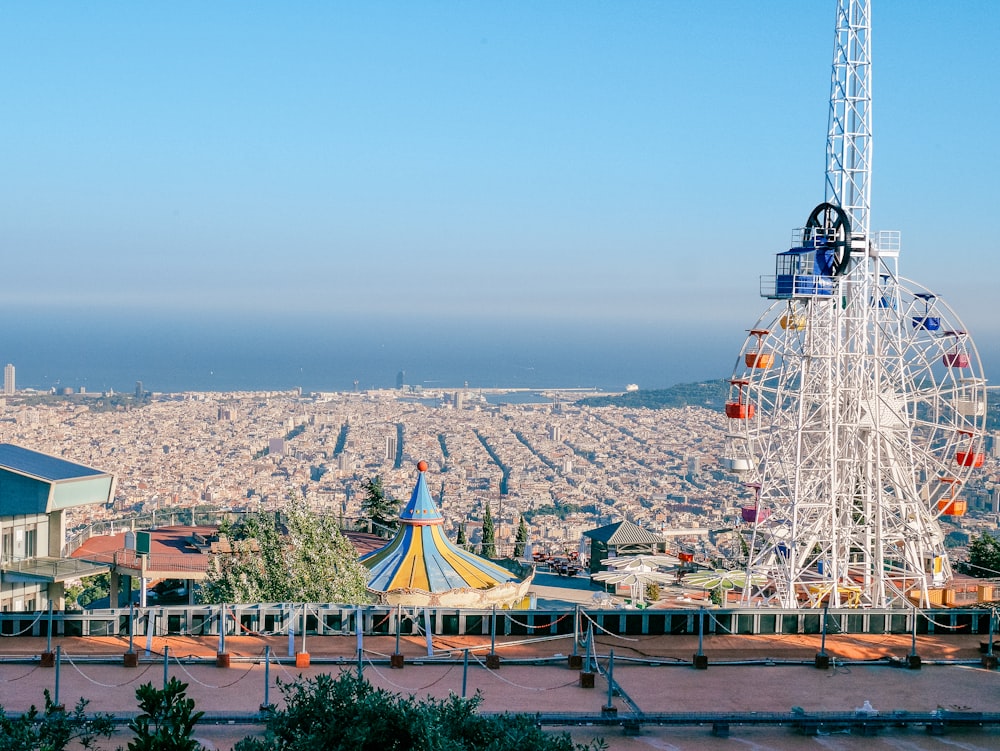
[1,2,997,351]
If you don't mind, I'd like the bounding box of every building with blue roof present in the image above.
[0,444,116,611]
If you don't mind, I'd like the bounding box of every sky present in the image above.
[1,2,998,372]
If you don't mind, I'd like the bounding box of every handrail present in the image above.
[0,604,993,641]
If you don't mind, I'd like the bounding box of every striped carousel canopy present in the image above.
[361,461,519,594]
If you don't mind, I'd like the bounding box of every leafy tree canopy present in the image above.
[200,499,371,604]
[963,533,1000,578]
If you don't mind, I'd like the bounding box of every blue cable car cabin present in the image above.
[912,293,941,331]
[772,238,838,298]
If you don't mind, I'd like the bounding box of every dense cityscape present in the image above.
[1,378,996,567]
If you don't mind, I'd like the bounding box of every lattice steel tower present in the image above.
[720,1,987,609]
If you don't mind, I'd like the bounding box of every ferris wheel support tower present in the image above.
[722,1,987,609]
[826,0,872,237]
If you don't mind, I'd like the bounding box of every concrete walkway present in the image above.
[1,622,999,750]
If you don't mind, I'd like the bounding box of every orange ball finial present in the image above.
[417,460,428,472]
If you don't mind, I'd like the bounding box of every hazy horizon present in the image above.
[0,307,741,395]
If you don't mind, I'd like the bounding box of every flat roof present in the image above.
[0,443,107,482]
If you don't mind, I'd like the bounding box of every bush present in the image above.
[0,691,113,751]
[127,678,204,751]
[234,671,605,751]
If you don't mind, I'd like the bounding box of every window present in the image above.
[24,529,37,559]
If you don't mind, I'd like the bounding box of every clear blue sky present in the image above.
[1,2,997,342]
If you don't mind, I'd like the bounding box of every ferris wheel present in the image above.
[712,1,987,609]
[720,213,987,608]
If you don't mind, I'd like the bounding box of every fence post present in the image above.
[603,649,617,714]
[815,606,830,669]
[261,645,272,711]
[145,610,155,656]
[295,605,310,668]
[391,604,404,668]
[124,602,138,667]
[983,609,998,669]
[580,624,595,688]
[53,646,62,709]
[423,608,433,656]
[908,606,921,669]
[462,649,469,698]
[693,607,708,669]
[46,600,53,653]
[568,605,583,669]
[486,605,500,669]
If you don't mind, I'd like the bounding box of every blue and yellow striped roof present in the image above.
[361,464,518,593]
[398,467,443,524]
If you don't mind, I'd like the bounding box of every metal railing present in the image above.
[0,603,994,641]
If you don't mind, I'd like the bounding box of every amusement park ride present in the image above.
[720,0,987,609]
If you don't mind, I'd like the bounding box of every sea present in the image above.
[0,308,738,395]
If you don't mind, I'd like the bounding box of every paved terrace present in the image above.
[0,627,999,749]
[1,573,998,747]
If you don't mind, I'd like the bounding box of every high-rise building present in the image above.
[135,381,143,399]
[385,435,398,462]
[3,364,14,395]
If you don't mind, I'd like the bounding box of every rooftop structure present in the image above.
[582,520,667,574]
[0,443,115,610]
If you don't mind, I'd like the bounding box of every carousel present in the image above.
[361,461,534,608]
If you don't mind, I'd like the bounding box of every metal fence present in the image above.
[1,604,994,640]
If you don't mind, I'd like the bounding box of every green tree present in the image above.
[233,671,604,751]
[64,580,85,610]
[200,499,371,604]
[0,691,113,751]
[964,533,1000,578]
[127,678,203,751]
[645,582,661,603]
[456,523,467,549]
[513,515,529,558]
[77,572,111,609]
[710,586,725,606]
[360,475,399,537]
[481,502,495,559]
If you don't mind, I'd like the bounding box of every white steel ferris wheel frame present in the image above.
[718,0,987,609]
[725,242,986,609]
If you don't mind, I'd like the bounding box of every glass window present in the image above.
[25,529,37,559]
